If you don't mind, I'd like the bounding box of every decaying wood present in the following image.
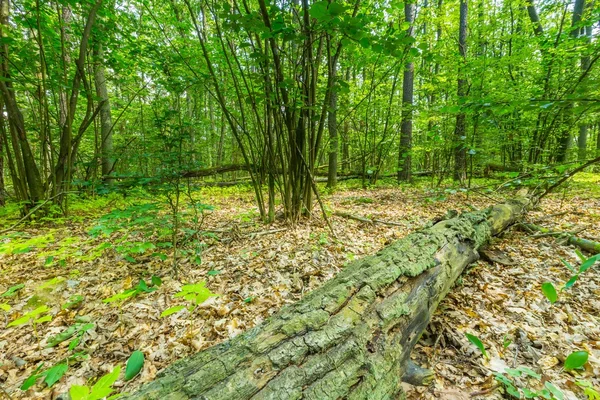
[124,196,529,400]
[479,248,516,266]
[520,222,600,253]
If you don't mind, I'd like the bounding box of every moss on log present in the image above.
[124,198,528,400]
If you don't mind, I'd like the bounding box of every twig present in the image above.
[333,211,404,227]
[470,385,499,397]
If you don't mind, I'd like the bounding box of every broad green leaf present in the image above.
[545,382,564,400]
[21,373,41,391]
[160,305,186,317]
[541,282,558,303]
[564,351,588,370]
[62,294,84,310]
[517,366,541,379]
[69,385,90,400]
[125,351,144,381]
[207,270,221,276]
[43,363,68,387]
[151,275,162,287]
[89,365,121,400]
[35,315,53,324]
[0,303,10,312]
[1,283,24,297]
[8,306,50,327]
[465,333,488,359]
[563,275,579,290]
[579,254,600,273]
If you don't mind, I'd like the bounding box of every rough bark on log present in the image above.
[124,197,528,400]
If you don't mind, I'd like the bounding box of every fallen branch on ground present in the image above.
[519,222,600,253]
[122,195,529,400]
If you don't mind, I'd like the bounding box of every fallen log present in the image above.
[124,196,529,400]
[520,222,600,253]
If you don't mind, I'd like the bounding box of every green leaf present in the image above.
[21,374,41,391]
[579,254,600,273]
[541,282,558,304]
[0,303,10,312]
[125,351,144,381]
[563,275,579,290]
[1,283,25,297]
[151,275,162,287]
[359,37,371,48]
[160,305,186,318]
[207,270,221,276]
[507,384,521,398]
[89,365,121,400]
[43,363,68,387]
[35,315,53,324]
[62,295,85,310]
[69,385,90,400]
[560,258,576,273]
[518,366,541,379]
[8,305,50,327]
[465,333,488,359]
[545,382,564,400]
[564,351,588,370]
[309,1,328,20]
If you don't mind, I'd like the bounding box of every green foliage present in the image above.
[21,362,68,391]
[541,282,558,304]
[161,281,217,317]
[1,283,25,297]
[125,351,145,381]
[69,366,121,400]
[465,333,488,359]
[542,253,599,303]
[103,277,162,305]
[8,305,52,327]
[564,351,589,371]
[575,381,600,400]
[46,322,95,350]
[495,367,564,400]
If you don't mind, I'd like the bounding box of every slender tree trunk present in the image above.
[577,15,592,161]
[93,41,114,183]
[327,39,338,188]
[398,1,415,182]
[0,119,4,206]
[0,0,44,203]
[453,0,468,182]
[556,0,585,163]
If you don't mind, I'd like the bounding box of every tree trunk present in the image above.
[0,0,44,203]
[557,0,586,163]
[93,41,115,183]
[398,1,415,182]
[453,0,468,183]
[327,40,338,189]
[577,13,592,161]
[125,196,529,400]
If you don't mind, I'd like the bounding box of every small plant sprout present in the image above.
[465,332,488,359]
[161,281,217,318]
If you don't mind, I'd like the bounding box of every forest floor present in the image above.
[0,174,599,399]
